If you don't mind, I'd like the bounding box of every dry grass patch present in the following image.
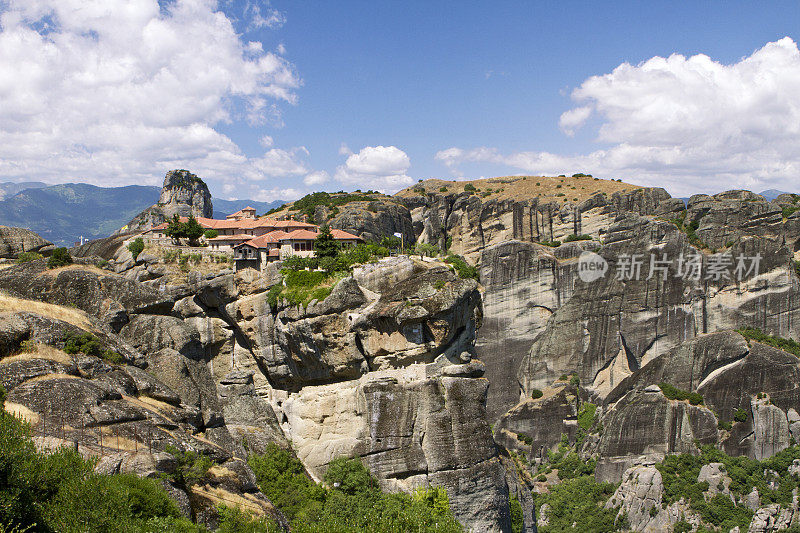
[0,292,94,330]
[26,373,79,383]
[39,263,110,278]
[397,175,640,203]
[5,401,41,424]
[0,344,73,365]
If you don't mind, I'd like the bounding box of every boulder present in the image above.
[0,225,53,258]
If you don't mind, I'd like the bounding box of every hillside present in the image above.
[396,174,641,203]
[0,182,282,246]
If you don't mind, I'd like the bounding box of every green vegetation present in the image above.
[248,444,463,532]
[63,332,123,364]
[444,254,478,280]
[268,244,391,308]
[655,445,800,530]
[734,407,748,422]
[530,389,543,399]
[164,214,204,246]
[577,402,598,431]
[534,476,624,533]
[537,240,561,248]
[516,433,533,446]
[127,237,145,260]
[658,382,703,405]
[15,251,43,264]
[571,173,592,178]
[203,229,218,239]
[737,327,800,358]
[0,390,212,533]
[439,186,448,192]
[509,495,523,533]
[783,205,799,219]
[415,242,440,258]
[665,211,704,248]
[47,247,72,268]
[314,225,339,258]
[164,445,214,488]
[287,192,380,222]
[564,234,591,242]
[463,183,477,193]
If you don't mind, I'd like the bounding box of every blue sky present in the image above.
[1,1,800,200]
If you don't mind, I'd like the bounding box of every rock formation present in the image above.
[0,225,53,258]
[121,169,213,233]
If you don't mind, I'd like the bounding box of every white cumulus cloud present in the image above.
[0,0,303,191]
[335,145,414,192]
[303,170,329,186]
[439,37,800,196]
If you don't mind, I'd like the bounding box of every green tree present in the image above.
[165,214,185,244]
[204,229,219,239]
[314,225,339,259]
[47,247,72,268]
[127,237,144,260]
[183,215,205,246]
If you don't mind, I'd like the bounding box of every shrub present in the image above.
[538,240,561,248]
[564,234,591,242]
[718,420,733,430]
[537,474,547,482]
[509,495,523,533]
[463,183,477,192]
[204,229,219,239]
[62,332,123,364]
[530,389,543,399]
[15,252,43,264]
[444,254,479,280]
[535,476,623,533]
[734,407,748,422]
[658,383,703,405]
[47,247,72,268]
[18,339,37,354]
[737,327,800,358]
[577,403,598,430]
[439,186,448,192]
[0,407,184,532]
[516,433,533,446]
[127,237,145,260]
[166,445,214,488]
[571,173,592,178]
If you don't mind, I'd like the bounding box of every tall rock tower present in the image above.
[118,169,214,234]
[158,169,213,219]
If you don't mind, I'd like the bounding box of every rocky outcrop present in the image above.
[317,200,415,244]
[516,213,800,402]
[0,308,284,528]
[0,225,53,258]
[121,169,213,233]
[595,388,718,482]
[493,382,579,458]
[605,465,700,532]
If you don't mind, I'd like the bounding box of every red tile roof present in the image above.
[331,229,362,240]
[239,231,285,248]
[280,229,320,241]
[209,234,252,241]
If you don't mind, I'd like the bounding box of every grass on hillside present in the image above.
[0,291,94,330]
[396,175,640,204]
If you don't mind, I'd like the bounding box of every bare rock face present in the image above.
[235,257,483,391]
[493,382,579,458]
[121,169,213,233]
[0,225,53,258]
[224,257,511,531]
[595,389,718,482]
[402,186,682,265]
[605,465,700,532]
[516,213,800,402]
[317,200,415,244]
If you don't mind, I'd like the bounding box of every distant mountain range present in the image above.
[0,182,282,246]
